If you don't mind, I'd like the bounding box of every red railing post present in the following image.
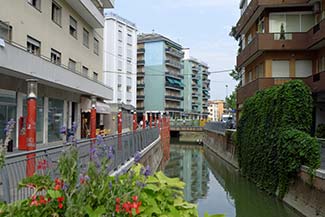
[118,109,122,149]
[142,112,146,129]
[133,111,137,132]
[149,113,152,129]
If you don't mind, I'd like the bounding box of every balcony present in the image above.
[137,71,145,77]
[137,83,145,89]
[237,32,309,67]
[192,75,199,80]
[137,60,145,66]
[165,95,183,101]
[236,0,309,36]
[65,0,113,28]
[237,77,295,104]
[166,71,184,79]
[303,71,325,93]
[192,66,199,72]
[137,48,145,53]
[137,95,145,100]
[165,107,184,112]
[165,59,182,69]
[0,40,112,100]
[165,47,184,58]
[192,93,199,98]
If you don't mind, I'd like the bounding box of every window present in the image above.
[319,56,325,72]
[28,0,41,11]
[27,36,41,56]
[118,75,122,86]
[127,49,132,59]
[295,60,312,77]
[127,60,132,73]
[0,21,12,41]
[51,49,61,65]
[93,72,98,81]
[48,98,64,142]
[82,66,88,77]
[94,38,99,55]
[118,60,123,71]
[83,28,89,48]
[127,77,132,87]
[255,63,264,78]
[127,33,132,45]
[118,46,123,57]
[272,60,290,77]
[51,1,61,25]
[68,59,76,72]
[69,16,77,38]
[118,30,122,41]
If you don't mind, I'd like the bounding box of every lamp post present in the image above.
[26,79,38,177]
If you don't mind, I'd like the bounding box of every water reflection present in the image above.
[164,144,302,217]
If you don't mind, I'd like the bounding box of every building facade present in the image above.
[208,100,225,122]
[0,0,114,148]
[182,48,211,119]
[103,12,137,108]
[137,33,184,118]
[234,0,325,129]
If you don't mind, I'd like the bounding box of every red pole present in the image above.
[149,113,152,129]
[118,110,122,149]
[26,98,37,177]
[133,111,137,132]
[142,113,146,129]
[158,113,161,129]
[90,108,96,139]
[154,114,157,128]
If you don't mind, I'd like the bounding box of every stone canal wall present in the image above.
[203,128,325,217]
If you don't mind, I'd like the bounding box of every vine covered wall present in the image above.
[237,80,320,197]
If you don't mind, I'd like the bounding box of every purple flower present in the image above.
[89,148,96,154]
[60,126,67,134]
[96,135,104,146]
[134,151,141,164]
[72,122,78,134]
[107,146,114,159]
[143,165,151,177]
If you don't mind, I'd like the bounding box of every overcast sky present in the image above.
[107,0,240,100]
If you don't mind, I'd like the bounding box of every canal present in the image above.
[163,143,303,217]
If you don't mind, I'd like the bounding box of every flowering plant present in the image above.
[0,119,15,168]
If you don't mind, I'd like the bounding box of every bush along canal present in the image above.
[164,144,303,217]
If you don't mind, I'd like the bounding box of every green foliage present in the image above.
[140,171,198,217]
[316,124,325,138]
[237,80,320,197]
[0,145,224,216]
[225,91,236,111]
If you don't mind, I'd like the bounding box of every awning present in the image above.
[81,97,112,114]
[166,77,175,85]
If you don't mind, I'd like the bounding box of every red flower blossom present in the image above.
[116,197,121,204]
[132,196,138,202]
[57,196,64,203]
[115,204,120,213]
[54,184,61,191]
[58,203,63,209]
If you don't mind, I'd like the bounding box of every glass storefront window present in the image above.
[48,98,64,143]
[0,89,16,146]
[23,97,44,144]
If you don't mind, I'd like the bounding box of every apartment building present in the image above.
[182,48,211,119]
[137,33,184,118]
[234,0,325,129]
[208,100,225,122]
[0,0,114,147]
[103,12,137,108]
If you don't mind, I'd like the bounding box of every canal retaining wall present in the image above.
[203,128,325,217]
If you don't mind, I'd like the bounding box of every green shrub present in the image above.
[316,124,325,138]
[237,80,320,197]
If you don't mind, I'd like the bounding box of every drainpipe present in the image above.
[26,79,37,177]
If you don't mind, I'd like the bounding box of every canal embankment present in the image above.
[203,127,325,217]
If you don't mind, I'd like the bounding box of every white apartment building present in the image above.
[0,0,114,147]
[208,100,225,122]
[103,12,137,108]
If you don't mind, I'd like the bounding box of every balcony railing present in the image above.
[236,0,309,36]
[165,107,184,112]
[166,71,184,79]
[165,95,183,101]
[165,82,183,90]
[237,32,310,67]
[137,83,145,88]
[165,47,184,58]
[0,39,112,99]
[137,60,145,65]
[165,59,182,69]
[137,48,145,53]
[237,77,294,104]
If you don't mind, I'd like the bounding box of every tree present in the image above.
[229,66,242,88]
[225,91,236,111]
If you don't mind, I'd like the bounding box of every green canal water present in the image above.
[163,144,303,217]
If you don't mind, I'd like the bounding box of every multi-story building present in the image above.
[103,12,137,108]
[182,48,211,119]
[137,33,184,118]
[0,0,114,147]
[208,100,225,122]
[233,0,325,129]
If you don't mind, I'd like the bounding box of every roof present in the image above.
[137,33,182,49]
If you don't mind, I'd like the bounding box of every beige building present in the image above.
[0,0,114,147]
[208,100,225,122]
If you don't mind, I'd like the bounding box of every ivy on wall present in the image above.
[237,80,320,197]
